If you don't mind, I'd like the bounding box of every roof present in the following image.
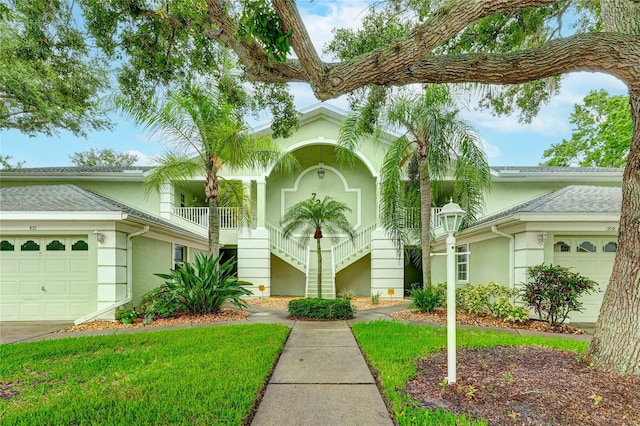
[491,166,623,174]
[474,185,622,226]
[0,184,205,240]
[0,166,149,174]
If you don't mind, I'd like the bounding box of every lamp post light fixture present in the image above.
[438,198,466,384]
[317,145,326,179]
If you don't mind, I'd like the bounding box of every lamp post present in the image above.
[438,198,466,384]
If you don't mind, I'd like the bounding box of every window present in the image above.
[72,240,89,251]
[0,240,14,251]
[456,244,469,282]
[21,240,40,251]
[46,240,65,251]
[554,241,570,252]
[577,241,596,253]
[180,193,186,208]
[174,244,186,269]
[603,242,618,252]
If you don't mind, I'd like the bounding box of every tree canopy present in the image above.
[70,148,139,167]
[0,1,110,136]
[541,90,632,167]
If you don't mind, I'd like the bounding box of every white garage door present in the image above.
[553,236,617,323]
[0,236,93,321]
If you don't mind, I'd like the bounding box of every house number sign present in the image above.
[29,225,38,230]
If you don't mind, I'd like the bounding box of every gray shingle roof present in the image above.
[0,166,149,174]
[491,166,623,173]
[474,185,621,226]
[0,185,205,240]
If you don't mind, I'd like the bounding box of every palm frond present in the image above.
[143,154,201,197]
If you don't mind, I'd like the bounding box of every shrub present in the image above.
[409,284,445,313]
[521,263,598,325]
[114,306,139,323]
[370,291,381,304]
[288,298,354,320]
[154,253,252,315]
[457,282,528,323]
[338,288,355,300]
[140,285,181,320]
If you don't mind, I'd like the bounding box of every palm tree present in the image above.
[118,83,296,256]
[339,85,491,287]
[281,195,355,298]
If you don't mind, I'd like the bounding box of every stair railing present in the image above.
[266,223,307,265]
[332,223,376,266]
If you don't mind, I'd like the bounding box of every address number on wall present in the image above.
[606,226,617,232]
[29,225,38,230]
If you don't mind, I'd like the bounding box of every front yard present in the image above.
[0,324,289,425]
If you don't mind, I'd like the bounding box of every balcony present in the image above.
[403,207,442,229]
[172,207,240,229]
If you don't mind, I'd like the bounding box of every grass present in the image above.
[0,324,290,425]
[351,320,589,426]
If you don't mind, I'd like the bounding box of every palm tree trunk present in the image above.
[419,156,432,287]
[316,237,322,299]
[208,198,220,257]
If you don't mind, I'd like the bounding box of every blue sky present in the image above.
[0,2,630,168]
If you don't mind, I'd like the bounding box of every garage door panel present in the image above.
[45,259,67,273]
[0,236,93,321]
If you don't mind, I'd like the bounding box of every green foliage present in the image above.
[351,321,588,425]
[288,298,354,320]
[338,288,355,300]
[69,148,138,167]
[0,154,24,170]
[114,306,139,322]
[371,291,381,305]
[154,253,252,315]
[0,324,289,425]
[1,0,110,136]
[237,0,292,62]
[139,285,181,320]
[522,264,598,326]
[409,284,445,313]
[457,282,529,323]
[541,89,632,167]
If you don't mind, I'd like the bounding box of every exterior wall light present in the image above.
[93,231,105,244]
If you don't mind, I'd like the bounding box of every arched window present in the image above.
[0,240,14,251]
[554,241,570,252]
[21,240,40,251]
[46,240,66,251]
[577,241,596,253]
[603,242,618,253]
[72,240,89,251]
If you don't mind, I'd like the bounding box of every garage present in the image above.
[553,236,617,322]
[0,236,95,321]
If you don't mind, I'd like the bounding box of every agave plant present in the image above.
[155,253,252,315]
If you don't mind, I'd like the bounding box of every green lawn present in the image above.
[351,320,589,426]
[0,324,290,425]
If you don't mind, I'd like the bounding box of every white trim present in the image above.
[0,212,128,220]
[281,164,362,229]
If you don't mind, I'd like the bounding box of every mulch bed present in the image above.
[405,346,640,425]
[391,307,587,334]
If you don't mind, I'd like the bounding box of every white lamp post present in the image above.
[438,198,466,384]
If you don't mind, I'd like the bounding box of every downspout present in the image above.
[74,226,149,325]
[491,225,515,289]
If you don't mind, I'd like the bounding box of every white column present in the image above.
[237,228,271,297]
[370,229,404,299]
[256,178,266,229]
[159,182,173,220]
[96,230,127,318]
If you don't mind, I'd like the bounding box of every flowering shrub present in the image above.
[457,282,528,323]
[521,264,598,325]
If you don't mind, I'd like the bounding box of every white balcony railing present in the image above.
[332,223,376,266]
[172,207,240,229]
[403,207,442,229]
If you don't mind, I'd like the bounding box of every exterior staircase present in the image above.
[267,223,376,298]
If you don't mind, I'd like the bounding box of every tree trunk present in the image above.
[208,198,220,257]
[316,237,322,299]
[587,89,640,375]
[585,0,640,376]
[418,153,432,287]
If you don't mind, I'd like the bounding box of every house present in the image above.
[0,105,622,323]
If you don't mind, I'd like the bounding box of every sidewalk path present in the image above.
[251,320,393,426]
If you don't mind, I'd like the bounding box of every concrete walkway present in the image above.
[251,320,393,426]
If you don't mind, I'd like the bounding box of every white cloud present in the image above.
[128,150,157,166]
[478,137,501,160]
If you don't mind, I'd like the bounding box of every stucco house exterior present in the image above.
[0,105,622,323]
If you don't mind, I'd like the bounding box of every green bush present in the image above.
[154,253,252,315]
[114,306,139,322]
[288,298,354,320]
[409,284,445,313]
[457,282,529,323]
[522,263,598,325]
[140,285,181,320]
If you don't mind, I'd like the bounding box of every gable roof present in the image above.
[474,185,622,227]
[0,184,205,240]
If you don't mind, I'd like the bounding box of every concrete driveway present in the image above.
[0,321,73,344]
